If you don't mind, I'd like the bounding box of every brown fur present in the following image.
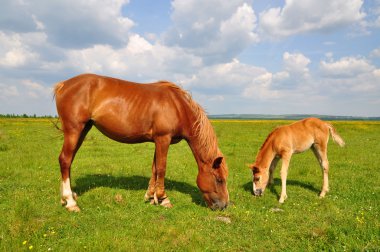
[54,73,229,211]
[249,117,345,203]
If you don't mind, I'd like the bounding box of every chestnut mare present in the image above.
[54,74,229,211]
[249,118,345,203]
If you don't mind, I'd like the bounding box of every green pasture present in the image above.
[0,118,379,251]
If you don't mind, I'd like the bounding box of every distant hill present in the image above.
[208,114,380,121]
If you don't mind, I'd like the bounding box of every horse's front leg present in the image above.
[279,154,291,203]
[152,135,173,208]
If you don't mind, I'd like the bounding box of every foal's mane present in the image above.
[158,81,218,161]
[259,126,279,151]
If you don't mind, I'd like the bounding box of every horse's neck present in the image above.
[256,144,276,170]
[187,136,216,166]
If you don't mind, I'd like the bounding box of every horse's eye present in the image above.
[253,176,262,183]
[216,177,224,184]
[252,167,260,174]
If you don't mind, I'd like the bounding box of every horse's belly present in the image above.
[93,119,153,143]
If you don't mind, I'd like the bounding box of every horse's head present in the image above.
[197,155,229,210]
[249,163,269,196]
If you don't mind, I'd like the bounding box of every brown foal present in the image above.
[249,118,345,203]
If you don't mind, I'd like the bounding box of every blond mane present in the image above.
[159,81,218,161]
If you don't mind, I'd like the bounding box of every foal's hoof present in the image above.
[278,195,287,204]
[66,205,81,212]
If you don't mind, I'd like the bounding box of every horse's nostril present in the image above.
[255,189,263,195]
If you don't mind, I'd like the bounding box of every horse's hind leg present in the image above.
[144,151,157,204]
[152,135,172,208]
[59,121,92,212]
[311,144,329,198]
[268,157,280,185]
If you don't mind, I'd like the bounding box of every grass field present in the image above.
[0,118,379,251]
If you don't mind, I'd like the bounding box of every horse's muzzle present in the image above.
[210,200,228,211]
[253,188,263,196]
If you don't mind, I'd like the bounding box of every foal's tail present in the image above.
[327,123,345,147]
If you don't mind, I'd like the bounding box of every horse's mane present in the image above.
[259,130,276,151]
[158,81,218,161]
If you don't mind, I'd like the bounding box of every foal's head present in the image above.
[249,163,269,196]
[196,154,229,210]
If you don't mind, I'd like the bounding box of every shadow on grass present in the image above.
[242,178,320,199]
[74,174,204,206]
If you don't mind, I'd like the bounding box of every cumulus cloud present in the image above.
[370,48,380,58]
[0,84,19,99]
[0,0,134,49]
[65,34,203,81]
[22,79,52,98]
[283,52,311,74]
[259,0,366,38]
[165,0,259,64]
[0,32,40,67]
[320,56,375,78]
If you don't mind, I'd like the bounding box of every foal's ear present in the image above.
[212,156,223,169]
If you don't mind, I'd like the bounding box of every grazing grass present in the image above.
[0,118,379,251]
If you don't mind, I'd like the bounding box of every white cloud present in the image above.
[0,32,40,67]
[259,0,365,38]
[22,79,52,98]
[370,48,380,58]
[0,84,19,99]
[0,0,134,48]
[283,52,311,74]
[320,56,374,77]
[165,0,258,64]
[65,34,203,81]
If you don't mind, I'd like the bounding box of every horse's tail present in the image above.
[52,82,64,132]
[53,81,64,100]
[327,123,345,147]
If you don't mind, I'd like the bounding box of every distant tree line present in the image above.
[0,114,57,118]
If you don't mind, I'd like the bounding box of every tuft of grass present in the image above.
[0,118,379,251]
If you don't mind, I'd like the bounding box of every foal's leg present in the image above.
[153,135,172,208]
[144,151,157,204]
[268,157,280,185]
[312,144,329,198]
[279,153,291,203]
[59,122,92,212]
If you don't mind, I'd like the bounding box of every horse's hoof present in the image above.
[279,195,287,203]
[144,192,154,202]
[153,192,159,205]
[160,198,173,208]
[66,205,81,212]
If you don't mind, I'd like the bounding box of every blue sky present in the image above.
[0,0,379,116]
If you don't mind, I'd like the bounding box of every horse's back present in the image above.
[55,74,191,143]
[271,118,327,153]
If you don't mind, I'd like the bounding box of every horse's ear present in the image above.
[247,163,254,169]
[212,156,223,169]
